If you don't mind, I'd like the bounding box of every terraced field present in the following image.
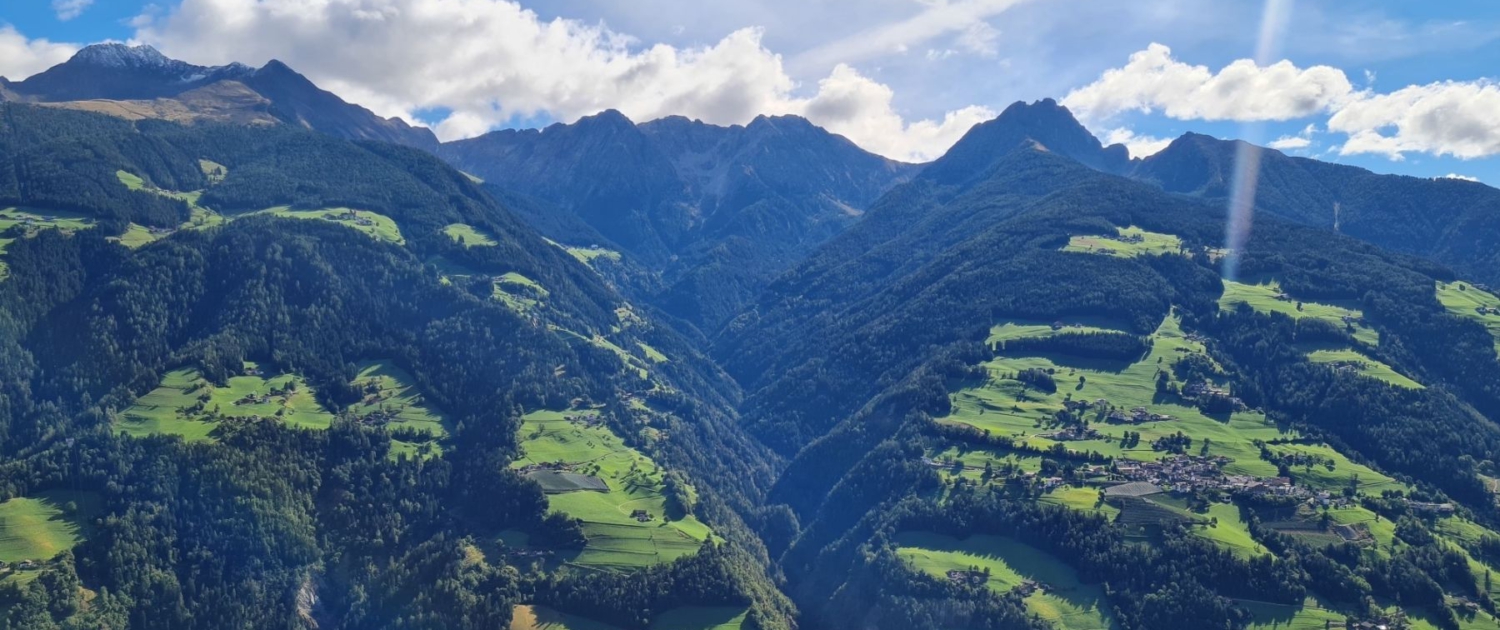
[511,410,712,571]
[1438,281,1500,355]
[119,362,334,441]
[1063,226,1182,258]
[444,223,499,247]
[1220,280,1379,346]
[893,531,1114,629]
[1303,346,1423,389]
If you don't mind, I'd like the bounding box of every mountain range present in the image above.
[1,42,1500,630]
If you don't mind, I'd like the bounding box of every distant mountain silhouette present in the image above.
[0,43,437,150]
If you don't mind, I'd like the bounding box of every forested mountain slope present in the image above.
[439,110,916,331]
[1134,132,1500,287]
[0,104,791,629]
[720,101,1500,630]
[0,43,438,150]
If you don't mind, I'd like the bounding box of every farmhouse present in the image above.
[1407,501,1455,515]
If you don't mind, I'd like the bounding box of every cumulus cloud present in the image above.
[1102,127,1171,158]
[1440,173,1481,183]
[131,0,997,162]
[1061,43,1357,124]
[0,26,78,80]
[794,0,1030,71]
[52,0,94,21]
[1328,80,1500,160]
[1267,136,1310,150]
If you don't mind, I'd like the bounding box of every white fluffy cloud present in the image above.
[0,26,78,80]
[1102,127,1172,158]
[1440,173,1481,182]
[131,0,999,162]
[1267,136,1310,150]
[52,0,94,21]
[1328,80,1500,160]
[1061,43,1356,124]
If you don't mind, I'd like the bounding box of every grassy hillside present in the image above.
[1063,226,1182,258]
[119,362,334,441]
[444,223,499,247]
[894,531,1114,629]
[0,491,100,565]
[1303,346,1423,389]
[247,207,404,244]
[510,410,713,571]
[1439,281,1500,355]
[1220,279,1379,346]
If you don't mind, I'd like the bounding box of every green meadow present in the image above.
[1063,226,1182,258]
[249,207,404,244]
[444,223,499,247]
[0,207,94,280]
[510,605,623,630]
[894,531,1114,629]
[119,362,334,441]
[1040,486,1120,520]
[551,239,623,267]
[347,361,450,458]
[552,327,653,380]
[650,607,749,630]
[511,410,712,571]
[1263,443,1405,495]
[1304,346,1422,389]
[987,315,1129,347]
[0,491,101,565]
[943,313,1283,479]
[1220,279,1379,346]
[1238,598,1349,630]
[1438,281,1500,355]
[494,272,550,313]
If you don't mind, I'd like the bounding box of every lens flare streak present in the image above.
[1221,0,1293,281]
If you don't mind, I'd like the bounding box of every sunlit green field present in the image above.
[894,531,1114,629]
[510,605,623,630]
[347,360,450,458]
[249,207,404,244]
[119,362,334,441]
[1039,486,1119,520]
[444,223,499,247]
[1220,279,1379,346]
[943,313,1283,479]
[1238,598,1348,630]
[1438,281,1500,356]
[1063,226,1182,258]
[0,491,101,565]
[649,607,749,630]
[1304,346,1422,389]
[987,315,1130,347]
[494,272,549,313]
[1261,443,1405,495]
[512,410,712,570]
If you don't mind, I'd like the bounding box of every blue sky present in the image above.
[2,0,1499,182]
